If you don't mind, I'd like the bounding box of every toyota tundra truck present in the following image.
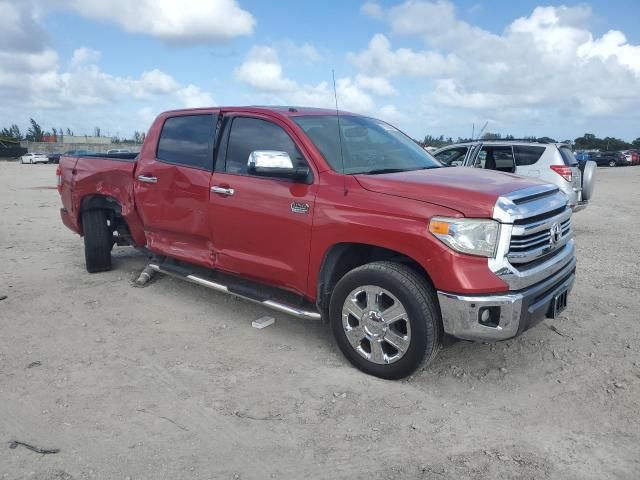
[57,106,576,379]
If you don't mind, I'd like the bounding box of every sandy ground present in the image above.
[0,161,639,480]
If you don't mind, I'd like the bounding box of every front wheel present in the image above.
[329,261,441,379]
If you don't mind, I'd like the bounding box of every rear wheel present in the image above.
[609,160,617,167]
[329,261,441,379]
[82,210,112,273]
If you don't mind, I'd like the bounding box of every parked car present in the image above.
[57,106,577,379]
[591,151,627,167]
[20,152,49,164]
[64,149,94,157]
[621,150,639,166]
[433,141,595,212]
[47,153,61,164]
[106,148,131,154]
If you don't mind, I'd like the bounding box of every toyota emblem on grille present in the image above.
[549,222,562,245]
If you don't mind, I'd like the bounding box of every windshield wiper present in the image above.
[361,168,410,175]
[361,166,439,175]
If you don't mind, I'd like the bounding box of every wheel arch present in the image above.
[316,242,435,322]
[78,194,135,246]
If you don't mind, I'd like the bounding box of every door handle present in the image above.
[211,186,234,196]
[137,175,158,184]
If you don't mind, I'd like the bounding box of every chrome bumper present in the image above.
[437,257,576,341]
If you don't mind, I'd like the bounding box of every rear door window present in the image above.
[157,114,215,170]
[434,147,468,166]
[558,146,578,166]
[476,146,515,173]
[513,145,545,166]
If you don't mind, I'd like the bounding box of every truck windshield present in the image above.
[293,115,441,174]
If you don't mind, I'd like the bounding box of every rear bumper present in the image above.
[60,208,81,234]
[437,258,576,341]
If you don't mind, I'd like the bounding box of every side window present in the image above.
[558,147,578,166]
[514,145,545,166]
[477,146,515,173]
[157,115,214,169]
[225,117,304,175]
[435,147,468,166]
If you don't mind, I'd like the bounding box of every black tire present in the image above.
[82,210,112,273]
[329,261,441,379]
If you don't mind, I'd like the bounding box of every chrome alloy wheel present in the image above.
[341,285,411,365]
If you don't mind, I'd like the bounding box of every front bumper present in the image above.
[437,256,576,341]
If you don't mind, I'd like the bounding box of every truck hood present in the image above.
[355,167,545,218]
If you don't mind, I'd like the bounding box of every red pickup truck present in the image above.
[58,106,576,379]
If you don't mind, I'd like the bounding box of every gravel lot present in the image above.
[1,161,639,480]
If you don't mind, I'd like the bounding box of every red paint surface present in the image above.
[58,106,549,300]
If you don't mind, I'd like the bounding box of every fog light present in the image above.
[478,306,500,328]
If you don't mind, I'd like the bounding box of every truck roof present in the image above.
[160,105,356,118]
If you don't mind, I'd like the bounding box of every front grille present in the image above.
[513,206,566,226]
[508,211,572,266]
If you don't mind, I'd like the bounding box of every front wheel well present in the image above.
[316,243,434,321]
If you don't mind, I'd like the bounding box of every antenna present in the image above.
[476,121,488,140]
[471,123,475,141]
[332,70,348,195]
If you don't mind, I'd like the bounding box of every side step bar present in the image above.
[148,264,322,321]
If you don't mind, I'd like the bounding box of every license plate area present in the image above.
[547,288,568,319]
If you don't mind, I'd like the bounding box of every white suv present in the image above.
[433,141,596,212]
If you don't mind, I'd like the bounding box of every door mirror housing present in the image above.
[247,151,310,181]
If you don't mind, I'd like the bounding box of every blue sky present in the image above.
[2,0,639,141]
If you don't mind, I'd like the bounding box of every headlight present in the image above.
[429,217,499,257]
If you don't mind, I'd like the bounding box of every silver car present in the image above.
[433,141,596,212]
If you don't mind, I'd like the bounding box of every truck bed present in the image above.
[58,153,145,245]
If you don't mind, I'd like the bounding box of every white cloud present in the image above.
[279,40,323,64]
[64,0,255,44]
[361,1,384,19]
[378,104,408,123]
[577,30,640,75]
[235,45,375,113]
[139,69,181,94]
[176,84,215,107]
[355,74,397,96]
[0,1,218,138]
[350,1,640,132]
[0,1,48,53]
[70,47,101,67]
[234,46,297,92]
[349,34,459,77]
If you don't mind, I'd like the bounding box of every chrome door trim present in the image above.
[137,175,158,184]
[211,186,235,196]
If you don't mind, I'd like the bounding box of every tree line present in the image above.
[421,132,640,150]
[0,118,146,144]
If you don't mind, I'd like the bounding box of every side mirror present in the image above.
[247,150,310,181]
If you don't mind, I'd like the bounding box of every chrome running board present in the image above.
[148,263,322,321]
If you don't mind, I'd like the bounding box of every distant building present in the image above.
[61,135,111,145]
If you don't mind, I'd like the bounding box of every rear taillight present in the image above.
[550,165,572,182]
[56,166,62,192]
